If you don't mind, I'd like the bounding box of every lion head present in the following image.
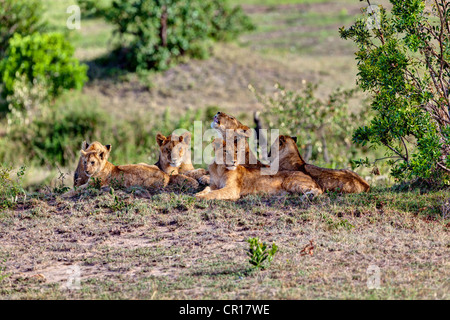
[156,132,191,169]
[212,138,247,171]
[74,156,89,187]
[80,141,112,177]
[269,135,306,167]
[211,112,252,139]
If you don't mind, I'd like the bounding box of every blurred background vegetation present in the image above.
[0,0,392,188]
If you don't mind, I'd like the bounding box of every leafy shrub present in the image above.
[0,33,88,112]
[247,237,278,270]
[0,165,26,210]
[4,74,51,125]
[340,0,450,182]
[202,0,255,41]
[0,0,45,58]
[7,97,109,166]
[252,83,371,167]
[93,0,254,71]
[76,0,110,18]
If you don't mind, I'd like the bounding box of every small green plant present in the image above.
[0,165,26,210]
[108,187,132,213]
[111,195,127,212]
[52,167,71,194]
[0,258,9,283]
[88,177,102,191]
[320,213,355,230]
[246,237,278,270]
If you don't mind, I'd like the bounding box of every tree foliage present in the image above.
[89,0,254,71]
[0,33,88,113]
[0,0,45,59]
[340,0,450,182]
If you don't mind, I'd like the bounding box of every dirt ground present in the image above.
[0,187,448,299]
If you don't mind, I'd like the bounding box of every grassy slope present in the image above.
[44,0,367,117]
[0,0,448,300]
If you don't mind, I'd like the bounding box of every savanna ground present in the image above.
[0,0,449,299]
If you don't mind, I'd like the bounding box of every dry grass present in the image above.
[0,187,448,299]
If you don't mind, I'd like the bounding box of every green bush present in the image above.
[7,98,109,166]
[76,0,110,18]
[0,0,45,58]
[96,0,254,71]
[0,33,88,112]
[340,0,450,183]
[252,83,372,168]
[0,165,26,210]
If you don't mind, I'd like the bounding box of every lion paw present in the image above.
[198,175,210,185]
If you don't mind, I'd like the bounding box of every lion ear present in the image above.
[291,136,298,143]
[234,127,252,138]
[99,145,111,161]
[82,141,90,151]
[156,133,166,146]
[212,138,224,150]
[181,132,191,145]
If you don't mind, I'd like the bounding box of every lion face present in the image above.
[80,141,111,177]
[74,158,88,187]
[269,135,298,160]
[211,112,252,139]
[156,132,190,168]
[212,138,246,171]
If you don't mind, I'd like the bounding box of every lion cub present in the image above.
[195,138,323,200]
[64,141,170,197]
[73,133,207,189]
[156,132,209,188]
[272,135,370,193]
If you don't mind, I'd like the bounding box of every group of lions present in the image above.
[64,112,369,200]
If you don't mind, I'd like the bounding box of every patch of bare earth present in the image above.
[0,189,448,299]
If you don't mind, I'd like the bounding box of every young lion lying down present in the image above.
[272,135,370,193]
[74,133,207,189]
[156,132,209,188]
[195,138,323,200]
[64,141,170,197]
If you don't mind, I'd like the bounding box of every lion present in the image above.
[73,133,207,189]
[210,111,265,169]
[195,138,323,200]
[155,132,209,188]
[74,154,89,187]
[64,141,170,197]
[271,135,370,193]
